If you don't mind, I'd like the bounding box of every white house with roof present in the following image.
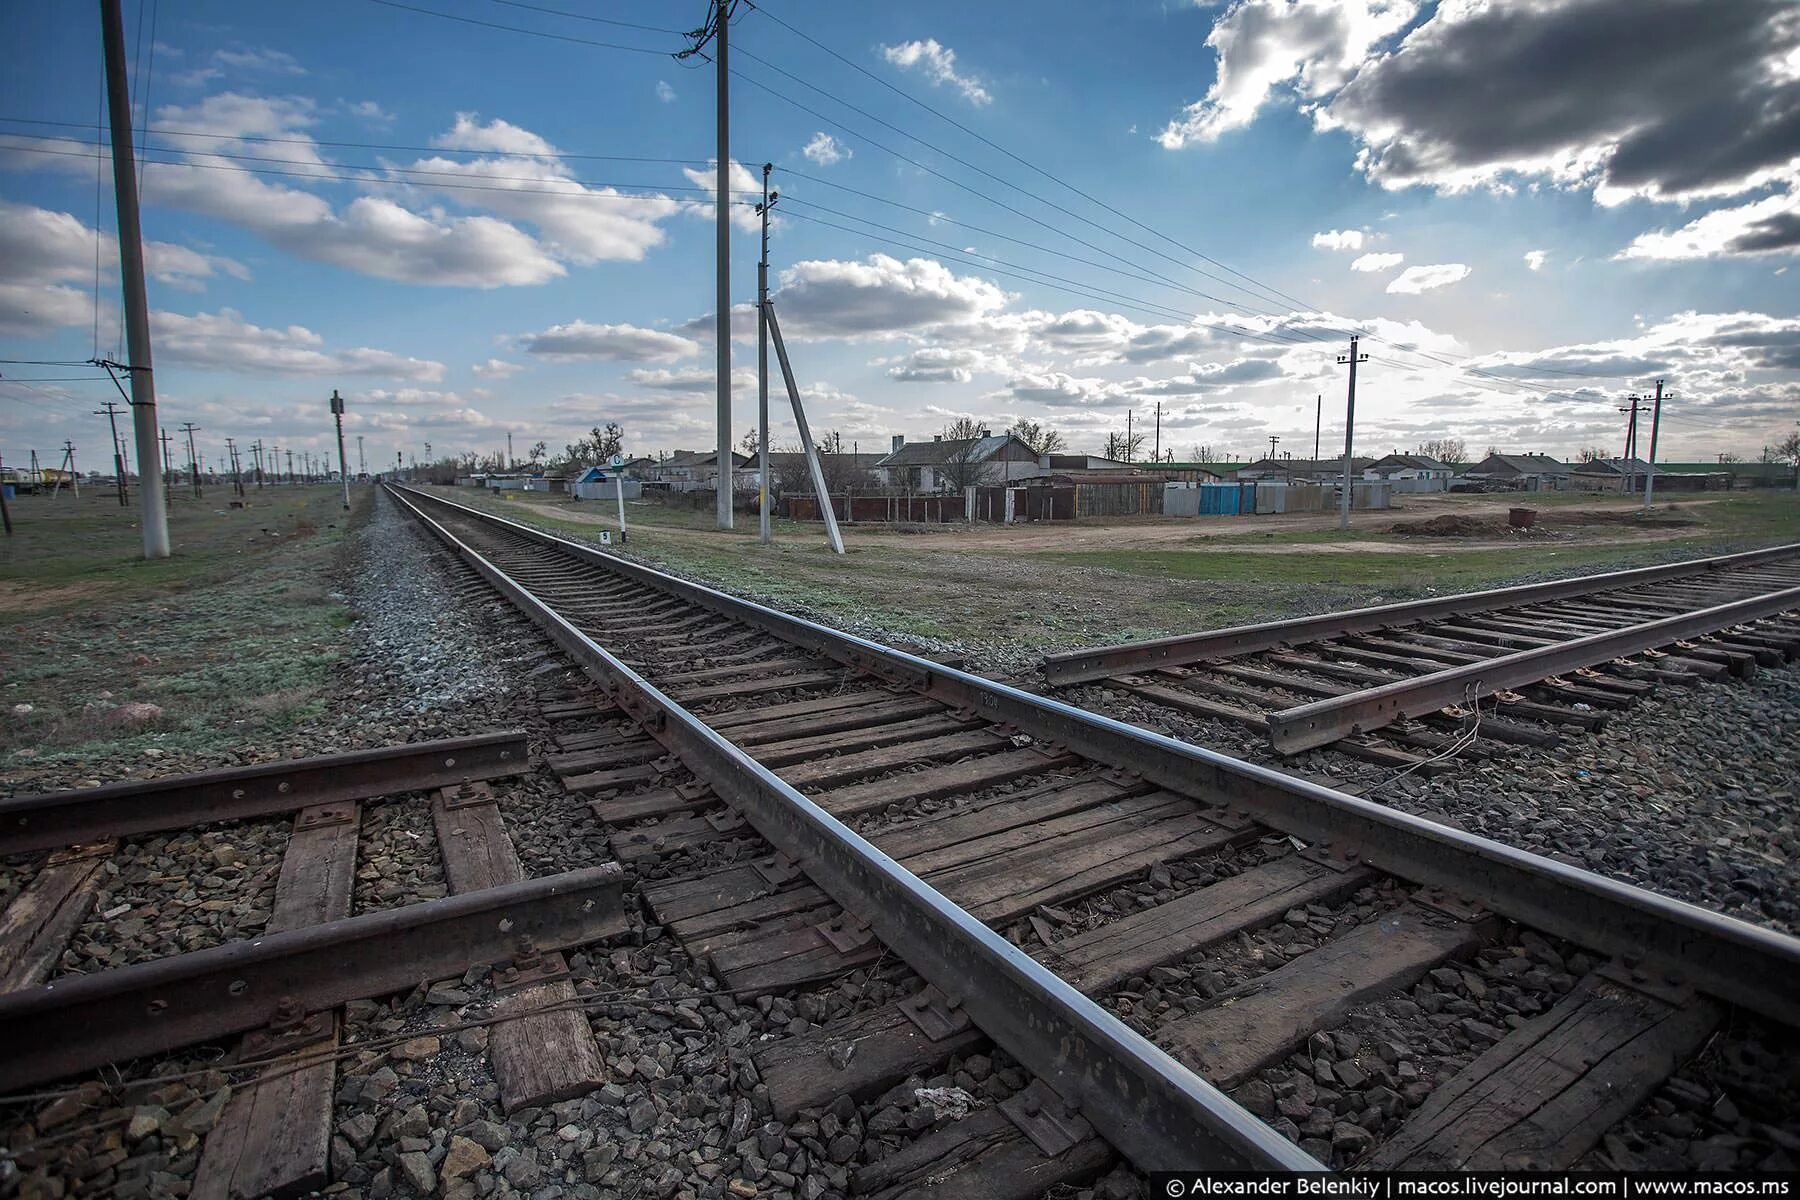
[872,432,1043,492]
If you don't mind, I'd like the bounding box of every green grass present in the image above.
[0,486,369,773]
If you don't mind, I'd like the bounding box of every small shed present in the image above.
[569,466,643,501]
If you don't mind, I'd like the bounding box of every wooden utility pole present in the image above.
[180,423,200,497]
[1154,400,1162,463]
[1314,393,1321,461]
[159,427,173,510]
[100,0,170,557]
[1618,394,1644,495]
[95,400,128,506]
[1337,335,1368,531]
[60,442,80,499]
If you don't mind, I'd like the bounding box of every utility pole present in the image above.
[1314,394,1322,462]
[286,448,294,484]
[680,0,737,529]
[1267,434,1281,461]
[1641,379,1665,510]
[1154,400,1162,463]
[1337,335,1368,531]
[1618,393,1644,496]
[0,455,12,536]
[95,401,128,506]
[62,442,80,499]
[757,162,774,544]
[506,430,514,469]
[225,437,244,498]
[180,423,200,497]
[1125,408,1134,463]
[159,427,173,511]
[100,0,169,558]
[357,435,366,478]
[331,389,351,510]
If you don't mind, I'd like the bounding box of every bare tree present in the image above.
[1103,430,1145,462]
[528,440,547,466]
[1774,430,1800,487]
[1576,446,1607,463]
[937,417,994,492]
[1186,443,1221,463]
[739,428,760,460]
[552,422,625,470]
[1415,437,1468,465]
[1008,417,1066,456]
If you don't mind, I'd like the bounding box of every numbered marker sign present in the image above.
[598,530,613,545]
[609,453,625,468]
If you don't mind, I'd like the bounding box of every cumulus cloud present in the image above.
[1311,228,1366,251]
[1162,0,1800,257]
[152,308,445,379]
[768,254,1011,340]
[882,39,992,107]
[1618,193,1800,260]
[1159,0,1419,147]
[1350,251,1404,271]
[517,321,699,362]
[1524,249,1549,271]
[471,358,524,379]
[1385,263,1470,293]
[802,132,850,167]
[655,81,676,103]
[681,158,763,233]
[883,345,1008,383]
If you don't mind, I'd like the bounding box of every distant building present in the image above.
[645,450,750,491]
[1464,453,1573,491]
[873,431,1042,492]
[1570,457,1661,493]
[1364,453,1452,482]
[1235,456,1375,482]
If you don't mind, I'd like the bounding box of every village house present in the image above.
[1570,457,1661,493]
[645,450,751,491]
[872,431,1043,492]
[1363,452,1452,488]
[1235,456,1374,482]
[1463,453,1572,491]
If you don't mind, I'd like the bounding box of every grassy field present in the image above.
[0,486,369,776]
[436,485,1800,666]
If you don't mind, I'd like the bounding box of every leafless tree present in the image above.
[1103,430,1145,462]
[1008,417,1065,455]
[1186,443,1221,463]
[937,417,994,492]
[1576,446,1607,463]
[1414,437,1468,464]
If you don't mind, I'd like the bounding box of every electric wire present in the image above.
[363,0,682,54]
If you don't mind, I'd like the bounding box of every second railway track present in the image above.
[379,482,1800,1184]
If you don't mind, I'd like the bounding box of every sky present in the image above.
[2,0,1797,476]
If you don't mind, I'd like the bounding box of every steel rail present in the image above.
[1040,542,1800,685]
[0,865,628,1091]
[390,485,1800,1032]
[0,732,529,856]
[384,484,1319,1174]
[1268,586,1800,752]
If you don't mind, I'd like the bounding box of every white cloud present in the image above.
[768,254,1011,340]
[802,132,850,167]
[1523,249,1549,271]
[1618,193,1800,260]
[471,358,525,379]
[883,345,1009,383]
[152,308,445,379]
[1350,251,1404,271]
[1159,0,1420,147]
[517,321,700,362]
[680,158,763,233]
[655,80,676,103]
[1311,228,1366,251]
[1385,263,1471,293]
[882,39,993,107]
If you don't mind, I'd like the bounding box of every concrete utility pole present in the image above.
[95,401,128,506]
[1642,379,1665,510]
[757,162,774,544]
[765,305,844,555]
[180,423,200,497]
[506,430,513,469]
[286,449,294,484]
[1125,409,1134,463]
[100,0,169,557]
[1337,335,1368,531]
[712,2,736,530]
[1154,400,1162,463]
[1618,393,1644,495]
[0,454,13,536]
[1314,394,1322,461]
[331,389,351,510]
[357,435,366,478]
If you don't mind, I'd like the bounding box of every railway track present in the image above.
[1042,545,1800,762]
[373,483,1800,1185]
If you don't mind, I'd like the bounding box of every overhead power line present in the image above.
[363,0,682,54]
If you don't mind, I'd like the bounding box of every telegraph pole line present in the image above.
[1337,335,1368,531]
[1641,379,1666,510]
[757,161,774,544]
[331,389,351,510]
[180,423,200,497]
[286,449,294,485]
[225,437,244,498]
[100,0,169,557]
[60,441,80,499]
[1618,393,1644,495]
[95,400,128,506]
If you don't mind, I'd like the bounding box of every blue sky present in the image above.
[3,0,1797,473]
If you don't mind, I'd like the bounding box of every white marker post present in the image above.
[611,452,627,543]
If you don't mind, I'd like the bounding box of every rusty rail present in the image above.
[0,732,529,855]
